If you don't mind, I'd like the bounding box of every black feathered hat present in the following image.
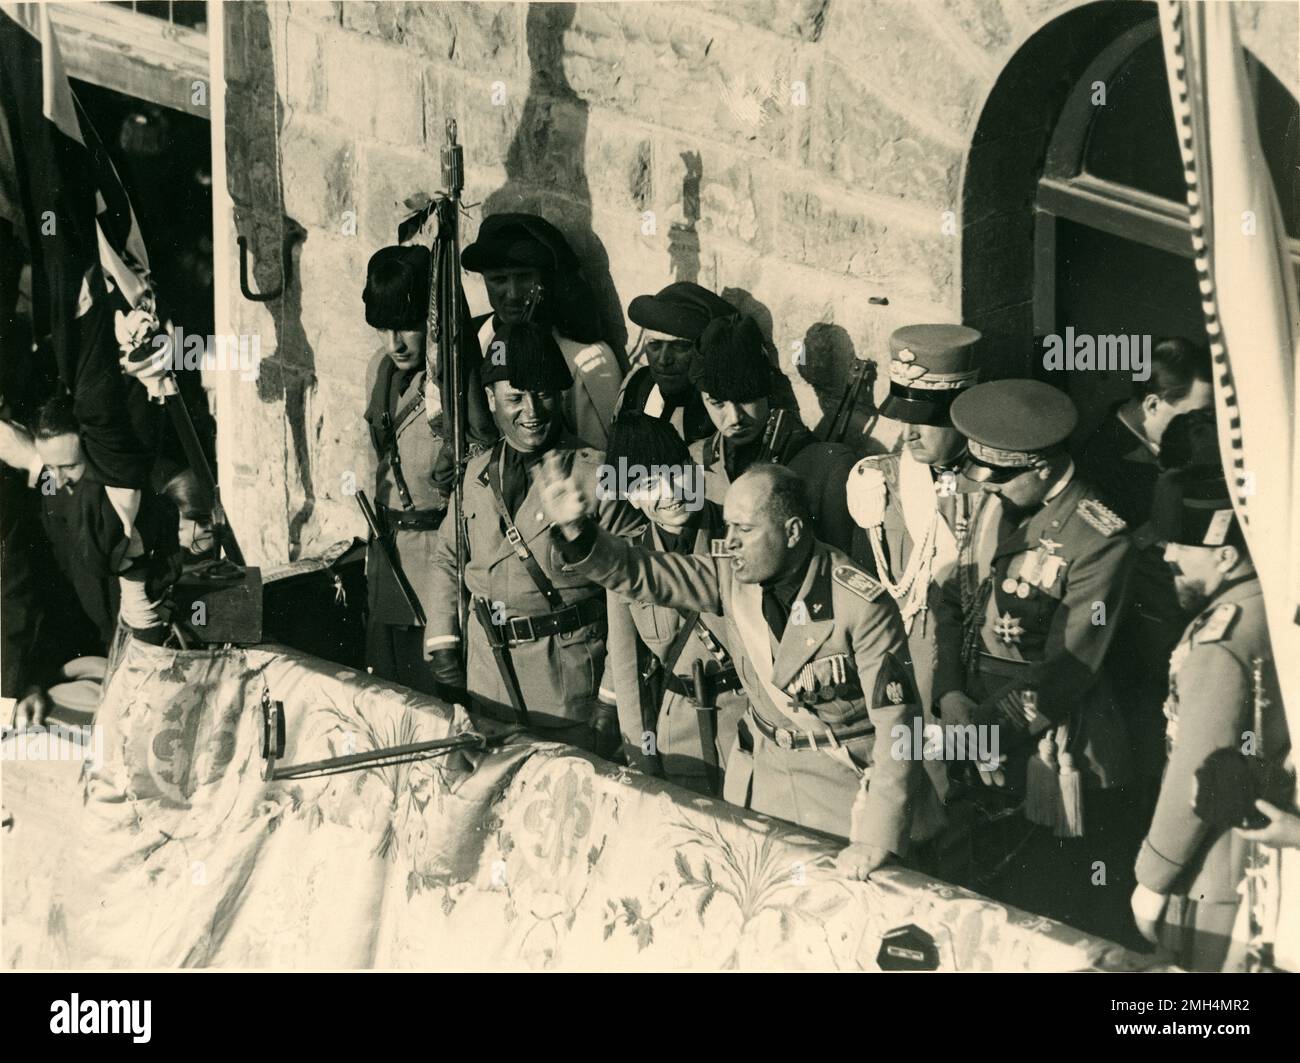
[461,213,580,274]
[689,313,771,402]
[479,320,574,392]
[605,411,692,472]
[362,245,430,331]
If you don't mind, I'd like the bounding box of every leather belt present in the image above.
[492,596,605,646]
[976,652,1031,678]
[749,709,874,751]
[380,505,445,530]
[664,666,742,702]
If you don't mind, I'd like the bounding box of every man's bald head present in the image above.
[722,465,813,583]
[735,464,811,526]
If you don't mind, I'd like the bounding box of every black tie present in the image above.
[501,447,541,520]
[761,587,789,641]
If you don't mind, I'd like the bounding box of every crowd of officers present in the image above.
[356,210,1289,971]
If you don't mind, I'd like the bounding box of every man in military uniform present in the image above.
[688,313,858,555]
[361,246,449,694]
[598,412,747,795]
[846,324,982,781]
[934,379,1138,943]
[614,282,736,444]
[1131,433,1288,971]
[424,320,633,752]
[542,460,927,876]
[1075,341,1214,812]
[460,212,623,448]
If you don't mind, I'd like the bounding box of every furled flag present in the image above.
[0,1,155,491]
[1158,0,1300,971]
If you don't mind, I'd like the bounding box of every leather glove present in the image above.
[428,648,468,706]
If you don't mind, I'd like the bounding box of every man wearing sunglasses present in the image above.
[933,379,1138,945]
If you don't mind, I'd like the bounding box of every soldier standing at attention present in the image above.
[460,212,624,449]
[598,412,747,795]
[846,324,982,783]
[689,313,858,555]
[542,460,927,877]
[1132,426,1288,971]
[361,245,448,694]
[934,379,1138,943]
[424,320,634,752]
[615,282,737,444]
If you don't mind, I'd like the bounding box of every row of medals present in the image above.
[1001,539,1065,599]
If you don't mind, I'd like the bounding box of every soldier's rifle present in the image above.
[355,489,426,627]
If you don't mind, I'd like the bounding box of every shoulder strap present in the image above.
[485,443,564,609]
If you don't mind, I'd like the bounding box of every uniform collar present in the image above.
[763,544,815,612]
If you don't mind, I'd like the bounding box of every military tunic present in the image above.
[850,451,976,804]
[601,502,748,794]
[689,411,859,555]
[363,355,448,693]
[1135,577,1288,971]
[932,467,1141,943]
[933,469,1135,793]
[556,527,927,853]
[426,434,639,731]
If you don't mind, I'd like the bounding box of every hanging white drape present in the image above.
[1158,0,1300,971]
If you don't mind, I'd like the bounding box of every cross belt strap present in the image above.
[486,595,606,647]
[486,443,565,610]
[380,393,425,512]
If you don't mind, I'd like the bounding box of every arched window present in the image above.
[963,1,1299,439]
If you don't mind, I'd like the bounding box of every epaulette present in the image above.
[847,459,890,529]
[1076,498,1127,537]
[832,564,884,602]
[1194,602,1239,644]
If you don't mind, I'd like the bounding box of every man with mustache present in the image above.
[688,313,858,555]
[1131,418,1288,970]
[542,459,927,877]
[598,411,747,795]
[846,325,982,794]
[615,282,737,445]
[933,379,1138,943]
[424,320,633,752]
[361,245,451,694]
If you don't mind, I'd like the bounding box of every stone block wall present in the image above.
[220,0,1298,562]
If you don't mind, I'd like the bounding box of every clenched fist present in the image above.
[539,450,591,540]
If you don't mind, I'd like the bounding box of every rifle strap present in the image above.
[486,443,565,610]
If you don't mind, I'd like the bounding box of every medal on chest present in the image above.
[1163,637,1194,745]
[1000,538,1065,600]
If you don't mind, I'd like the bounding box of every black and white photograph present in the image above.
[1,0,1298,1015]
